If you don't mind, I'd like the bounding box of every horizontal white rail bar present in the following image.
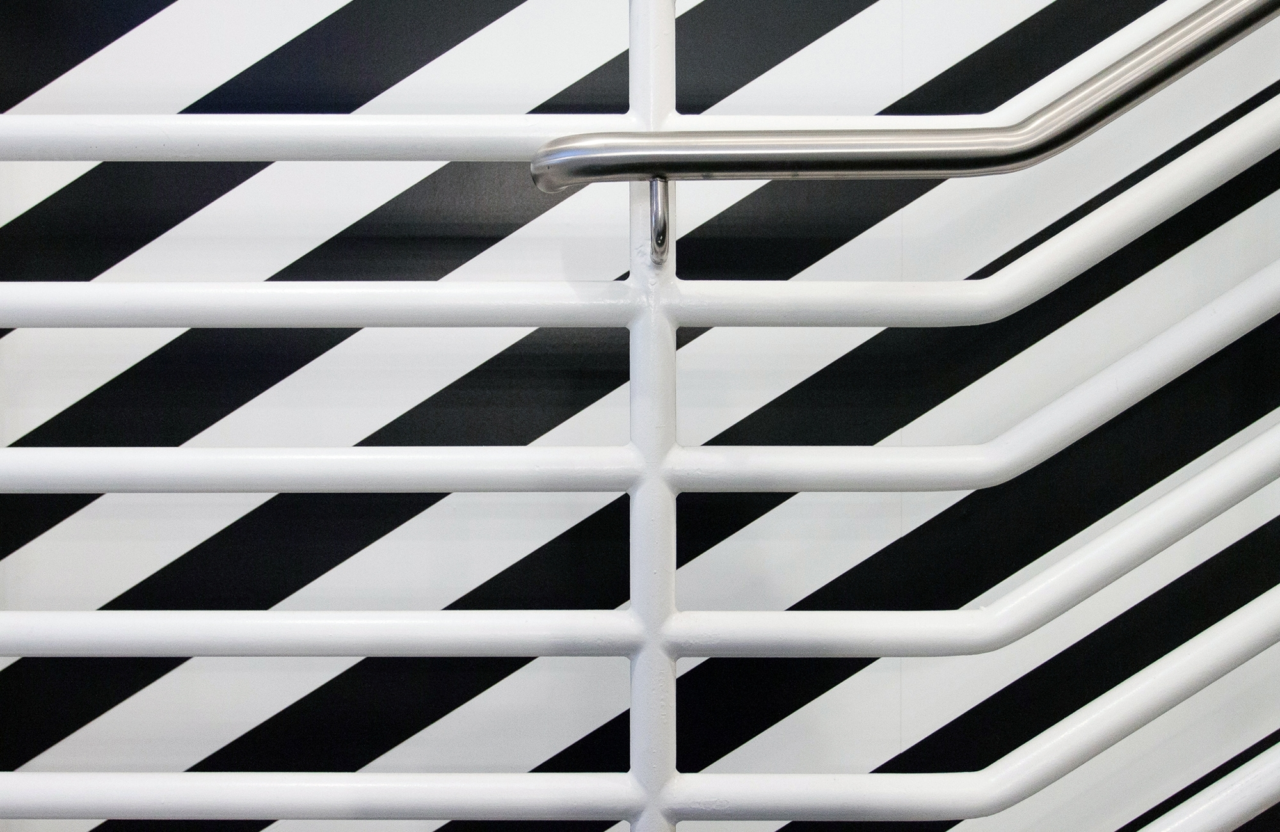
[0,114,638,162]
[5,580,1275,820]
[0,610,644,657]
[0,772,643,821]
[0,281,641,328]
[7,417,1273,658]
[668,85,1280,327]
[666,417,1280,655]
[0,446,642,493]
[665,580,1280,821]
[1137,741,1280,831]
[12,414,1276,660]
[668,258,1280,491]
[4,88,1276,331]
[0,111,1125,162]
[1,257,1273,495]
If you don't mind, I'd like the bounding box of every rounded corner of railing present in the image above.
[530,133,593,193]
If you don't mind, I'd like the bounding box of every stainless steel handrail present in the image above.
[530,0,1280,193]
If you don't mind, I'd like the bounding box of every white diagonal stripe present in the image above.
[0,0,353,229]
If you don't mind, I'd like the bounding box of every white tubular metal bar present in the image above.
[627,0,679,829]
[665,418,1280,656]
[670,92,1280,327]
[4,90,1277,332]
[5,584,1277,820]
[0,281,641,329]
[9,413,1275,659]
[663,581,1280,821]
[1136,742,1280,832]
[0,772,643,821]
[668,257,1280,492]
[0,446,643,493]
[0,113,638,162]
[2,258,1275,495]
[0,610,645,657]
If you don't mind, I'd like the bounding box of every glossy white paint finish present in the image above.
[1136,741,1280,831]
[2,0,1279,825]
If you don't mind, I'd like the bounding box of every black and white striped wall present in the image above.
[2,1,1280,830]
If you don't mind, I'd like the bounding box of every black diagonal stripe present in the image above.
[779,516,1280,831]
[436,717,635,831]
[0,162,269,283]
[678,178,940,283]
[364,328,629,446]
[675,0,877,114]
[185,657,530,774]
[1115,726,1280,832]
[0,494,97,559]
[105,494,442,611]
[10,329,354,448]
[270,163,580,282]
[534,0,875,116]
[883,0,1163,116]
[0,656,182,771]
[0,0,177,113]
[531,50,628,115]
[185,0,525,115]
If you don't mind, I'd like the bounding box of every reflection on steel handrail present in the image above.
[530,0,1280,193]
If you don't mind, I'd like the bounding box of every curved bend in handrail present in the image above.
[531,0,1280,192]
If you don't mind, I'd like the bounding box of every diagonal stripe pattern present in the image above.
[3,1,1280,831]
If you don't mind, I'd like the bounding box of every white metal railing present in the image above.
[1,0,1279,828]
[1137,742,1280,831]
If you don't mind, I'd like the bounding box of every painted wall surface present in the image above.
[1,1,1280,830]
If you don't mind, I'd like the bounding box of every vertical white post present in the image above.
[628,0,678,830]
